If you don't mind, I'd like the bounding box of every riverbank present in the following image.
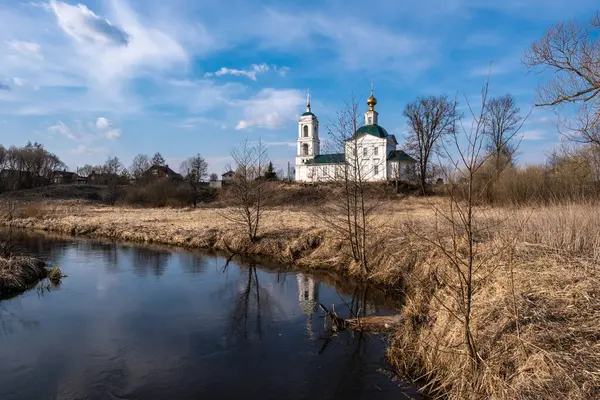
[1,199,598,399]
[0,255,48,297]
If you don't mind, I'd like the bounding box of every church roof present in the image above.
[301,111,316,118]
[387,149,417,163]
[304,153,345,165]
[351,124,390,139]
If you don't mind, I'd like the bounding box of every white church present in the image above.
[294,91,416,183]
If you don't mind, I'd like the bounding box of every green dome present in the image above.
[302,111,316,117]
[353,124,390,139]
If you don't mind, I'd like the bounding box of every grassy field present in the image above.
[1,197,598,399]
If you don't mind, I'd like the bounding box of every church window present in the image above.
[363,147,368,157]
[303,125,309,137]
[368,117,372,124]
[314,126,317,135]
[374,165,379,175]
[302,143,309,156]
[374,146,379,156]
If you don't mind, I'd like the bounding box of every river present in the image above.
[0,229,420,399]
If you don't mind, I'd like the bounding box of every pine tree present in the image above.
[264,161,277,180]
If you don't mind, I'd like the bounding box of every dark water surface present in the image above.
[0,230,419,400]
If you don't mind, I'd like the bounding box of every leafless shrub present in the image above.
[316,95,384,275]
[221,139,273,242]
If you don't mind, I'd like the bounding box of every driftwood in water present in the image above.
[319,303,403,333]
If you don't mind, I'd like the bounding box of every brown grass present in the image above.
[0,256,48,296]
[0,197,598,399]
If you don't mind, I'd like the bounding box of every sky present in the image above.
[0,0,598,175]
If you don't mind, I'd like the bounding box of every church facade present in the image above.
[294,92,416,183]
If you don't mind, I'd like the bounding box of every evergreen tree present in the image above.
[264,161,277,180]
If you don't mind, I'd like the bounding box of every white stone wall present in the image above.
[344,135,389,182]
[387,161,414,180]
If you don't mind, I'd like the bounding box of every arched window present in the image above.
[303,125,309,137]
[314,126,318,136]
[302,143,309,156]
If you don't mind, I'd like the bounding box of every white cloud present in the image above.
[48,118,122,142]
[235,120,249,130]
[235,88,304,130]
[12,77,27,86]
[95,117,110,129]
[6,40,43,59]
[104,129,122,139]
[263,141,296,148]
[50,1,129,46]
[70,145,108,155]
[273,66,290,77]
[94,117,122,139]
[205,63,273,81]
[239,9,432,74]
[48,0,187,87]
[521,129,545,141]
[48,120,77,140]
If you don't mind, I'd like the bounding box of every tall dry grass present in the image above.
[0,198,598,399]
[0,256,48,296]
[390,200,600,400]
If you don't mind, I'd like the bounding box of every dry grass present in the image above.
[389,200,600,400]
[0,256,48,296]
[0,197,598,399]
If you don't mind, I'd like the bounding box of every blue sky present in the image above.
[0,0,598,174]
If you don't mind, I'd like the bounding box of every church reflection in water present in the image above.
[297,273,320,339]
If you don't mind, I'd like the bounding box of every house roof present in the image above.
[387,150,417,163]
[54,171,76,176]
[222,170,235,176]
[305,153,345,165]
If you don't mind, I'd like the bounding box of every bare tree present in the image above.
[317,95,381,275]
[408,74,529,379]
[77,164,94,179]
[103,156,124,205]
[180,154,209,208]
[130,154,151,182]
[403,95,460,195]
[0,145,8,193]
[524,13,600,146]
[483,94,524,173]
[209,173,219,182]
[223,139,271,242]
[151,152,166,167]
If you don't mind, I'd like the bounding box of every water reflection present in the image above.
[130,246,171,276]
[298,273,320,340]
[0,229,417,399]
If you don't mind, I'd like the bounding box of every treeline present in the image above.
[0,142,65,192]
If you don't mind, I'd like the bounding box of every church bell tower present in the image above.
[295,90,320,180]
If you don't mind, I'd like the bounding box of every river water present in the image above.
[0,230,420,400]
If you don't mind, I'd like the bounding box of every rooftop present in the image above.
[304,153,345,165]
[387,149,416,163]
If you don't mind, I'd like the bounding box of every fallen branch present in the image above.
[319,302,404,333]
